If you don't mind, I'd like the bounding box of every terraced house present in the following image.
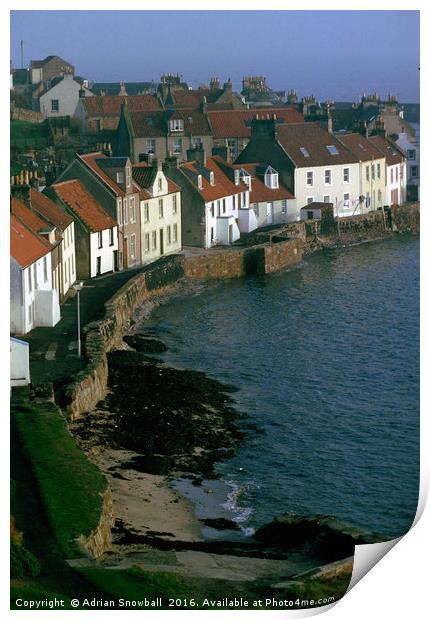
[55,152,142,270]
[115,102,213,163]
[132,159,182,262]
[368,134,406,206]
[163,148,249,248]
[236,119,361,220]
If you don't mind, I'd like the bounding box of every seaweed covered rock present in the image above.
[123,334,167,353]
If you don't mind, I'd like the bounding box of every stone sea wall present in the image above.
[76,488,114,559]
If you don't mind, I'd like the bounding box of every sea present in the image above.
[141,235,419,541]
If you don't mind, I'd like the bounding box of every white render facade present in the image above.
[39,73,93,118]
[396,130,420,200]
[61,221,76,298]
[205,191,247,247]
[296,163,361,219]
[10,253,60,335]
[386,161,407,206]
[89,226,118,278]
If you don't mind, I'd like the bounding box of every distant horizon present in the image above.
[10,10,420,102]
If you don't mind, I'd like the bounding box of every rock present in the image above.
[254,513,383,561]
[202,518,241,531]
[123,334,168,353]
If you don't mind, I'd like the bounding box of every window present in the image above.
[410,166,418,178]
[173,223,178,243]
[71,254,75,277]
[144,202,150,223]
[109,228,114,246]
[158,199,164,219]
[366,165,370,182]
[210,203,215,218]
[191,136,202,149]
[307,197,314,205]
[217,200,221,217]
[173,138,182,154]
[343,168,350,183]
[377,163,381,179]
[172,195,177,214]
[391,168,394,184]
[167,225,172,245]
[254,203,260,217]
[51,99,59,112]
[366,192,370,207]
[126,166,131,189]
[147,139,156,154]
[129,197,136,223]
[117,199,123,225]
[222,199,226,214]
[197,175,203,190]
[158,177,162,192]
[323,195,331,203]
[169,119,184,132]
[152,230,157,250]
[210,227,214,243]
[116,171,125,184]
[407,149,416,160]
[281,200,287,214]
[98,231,103,248]
[144,233,150,253]
[371,164,375,180]
[234,170,240,185]
[326,145,339,155]
[395,167,399,182]
[300,146,310,157]
[377,189,382,206]
[307,211,314,220]
[210,172,215,186]
[306,171,313,187]
[130,234,136,259]
[343,193,350,208]
[28,303,32,324]
[123,198,128,224]
[324,169,331,185]
[43,256,48,282]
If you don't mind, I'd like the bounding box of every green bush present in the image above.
[10,540,41,579]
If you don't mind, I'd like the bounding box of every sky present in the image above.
[10,10,420,102]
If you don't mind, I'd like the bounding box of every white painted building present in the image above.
[132,162,182,263]
[39,72,93,118]
[10,215,61,334]
[396,128,420,201]
[368,134,407,206]
[10,337,30,387]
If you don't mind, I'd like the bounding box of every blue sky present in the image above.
[10,10,420,102]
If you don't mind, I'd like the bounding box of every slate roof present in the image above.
[179,157,248,202]
[51,180,117,232]
[82,94,162,117]
[10,214,52,268]
[78,152,126,197]
[30,189,74,231]
[336,133,386,161]
[91,82,157,96]
[208,108,304,138]
[276,123,360,167]
[127,109,212,138]
[132,163,181,197]
[368,134,405,165]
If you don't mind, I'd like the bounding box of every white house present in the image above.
[236,120,361,220]
[368,134,407,206]
[164,150,248,248]
[132,160,182,263]
[396,129,420,201]
[39,72,93,118]
[10,215,61,334]
[50,179,118,279]
[10,337,30,387]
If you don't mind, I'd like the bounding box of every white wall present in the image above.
[39,74,93,118]
[205,190,249,248]
[140,191,182,264]
[10,337,30,387]
[386,163,406,206]
[89,227,118,278]
[295,164,360,219]
[61,222,76,296]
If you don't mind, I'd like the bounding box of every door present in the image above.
[160,229,164,256]
[391,188,398,207]
[123,237,128,269]
[96,256,101,276]
[228,224,233,244]
[267,203,273,224]
[113,250,118,271]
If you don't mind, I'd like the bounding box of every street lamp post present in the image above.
[72,282,84,357]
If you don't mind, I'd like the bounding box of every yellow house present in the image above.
[337,133,386,212]
[132,160,182,263]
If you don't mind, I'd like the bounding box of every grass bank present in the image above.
[14,401,108,558]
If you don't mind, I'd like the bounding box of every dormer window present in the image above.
[265,167,279,189]
[158,177,162,192]
[234,169,240,185]
[326,145,339,155]
[210,171,215,186]
[126,165,131,189]
[198,174,203,189]
[169,119,184,132]
[116,171,125,184]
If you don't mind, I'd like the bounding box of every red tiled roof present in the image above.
[82,94,162,117]
[232,163,294,202]
[51,180,117,232]
[30,188,74,230]
[208,108,304,139]
[11,198,53,240]
[336,133,386,161]
[78,152,126,197]
[10,214,51,268]
[180,157,248,202]
[276,123,360,167]
[368,134,405,166]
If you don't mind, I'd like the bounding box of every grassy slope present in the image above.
[14,402,107,558]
